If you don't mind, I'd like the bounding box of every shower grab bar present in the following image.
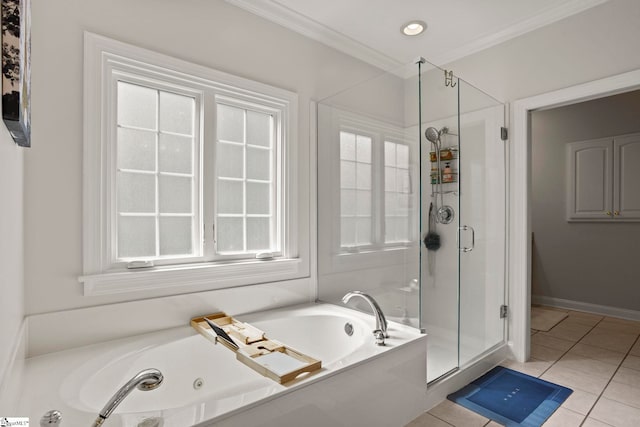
[457,225,475,253]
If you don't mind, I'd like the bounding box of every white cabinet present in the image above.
[567,133,640,222]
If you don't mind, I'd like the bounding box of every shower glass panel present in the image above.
[458,80,506,367]
[317,61,421,329]
[317,58,506,385]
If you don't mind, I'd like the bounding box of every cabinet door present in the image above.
[614,133,640,220]
[567,138,613,221]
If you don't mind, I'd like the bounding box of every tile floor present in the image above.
[406,306,640,427]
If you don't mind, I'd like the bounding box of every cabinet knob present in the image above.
[614,210,620,216]
[606,211,612,216]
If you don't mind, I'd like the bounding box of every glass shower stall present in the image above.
[317,58,507,383]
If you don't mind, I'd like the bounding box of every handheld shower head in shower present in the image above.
[425,127,440,145]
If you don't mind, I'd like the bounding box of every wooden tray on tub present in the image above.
[190,312,321,384]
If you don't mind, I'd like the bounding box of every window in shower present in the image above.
[340,131,373,248]
[337,121,414,253]
[384,141,411,243]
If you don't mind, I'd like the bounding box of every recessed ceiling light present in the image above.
[401,20,427,36]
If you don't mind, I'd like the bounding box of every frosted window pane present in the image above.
[356,218,371,245]
[247,110,271,147]
[159,176,192,214]
[356,190,371,216]
[118,172,155,213]
[385,218,396,243]
[118,216,155,258]
[356,135,371,163]
[247,147,270,180]
[340,161,355,189]
[340,132,356,160]
[159,217,193,256]
[397,193,409,213]
[217,180,243,214]
[246,182,270,215]
[340,189,356,215]
[341,217,356,247]
[117,128,156,171]
[159,92,194,135]
[159,134,193,174]
[117,82,157,130]
[217,104,244,143]
[397,144,409,168]
[247,217,270,251]
[385,192,397,216]
[356,163,371,190]
[397,218,408,241]
[217,217,244,252]
[385,167,396,191]
[384,142,396,167]
[217,142,243,178]
[399,170,410,193]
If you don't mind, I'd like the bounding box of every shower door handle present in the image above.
[457,225,475,253]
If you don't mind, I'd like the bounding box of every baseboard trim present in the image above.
[532,295,640,321]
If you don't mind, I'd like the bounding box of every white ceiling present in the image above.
[225,0,608,71]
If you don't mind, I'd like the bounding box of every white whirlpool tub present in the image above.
[19,303,428,426]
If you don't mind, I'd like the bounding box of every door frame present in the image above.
[509,69,640,362]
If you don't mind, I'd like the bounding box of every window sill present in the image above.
[79,258,304,296]
[321,244,419,274]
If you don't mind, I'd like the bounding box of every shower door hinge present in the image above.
[500,305,508,319]
[500,127,508,141]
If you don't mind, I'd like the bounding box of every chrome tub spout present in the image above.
[342,291,388,344]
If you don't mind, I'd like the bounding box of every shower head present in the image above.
[425,127,440,144]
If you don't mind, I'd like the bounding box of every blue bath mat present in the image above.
[447,366,572,427]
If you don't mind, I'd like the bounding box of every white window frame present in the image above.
[81,32,302,296]
[317,105,419,274]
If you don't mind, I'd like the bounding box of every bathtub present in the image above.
[18,303,428,426]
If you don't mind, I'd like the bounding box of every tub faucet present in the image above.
[91,368,164,426]
[342,291,388,344]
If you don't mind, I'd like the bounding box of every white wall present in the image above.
[444,0,640,104]
[0,126,24,408]
[531,90,640,311]
[24,0,386,319]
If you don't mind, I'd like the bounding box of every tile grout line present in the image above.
[425,311,638,427]
[535,314,606,379]
[577,333,640,427]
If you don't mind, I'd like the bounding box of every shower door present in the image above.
[457,81,506,368]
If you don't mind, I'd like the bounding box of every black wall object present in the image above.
[1,0,31,147]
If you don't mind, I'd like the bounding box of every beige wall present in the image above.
[0,126,24,400]
[25,0,387,315]
[531,90,640,310]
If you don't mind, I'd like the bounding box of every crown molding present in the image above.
[226,0,608,76]
[431,0,609,66]
[224,0,403,72]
